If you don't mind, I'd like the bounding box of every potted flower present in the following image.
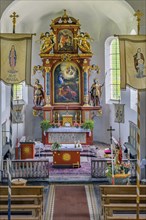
[51,122,61,128]
[40,120,52,131]
[81,120,94,131]
[74,122,80,128]
[51,142,61,150]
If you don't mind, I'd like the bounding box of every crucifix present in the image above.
[107,126,115,145]
[107,126,115,184]
[134,9,143,35]
[10,12,19,33]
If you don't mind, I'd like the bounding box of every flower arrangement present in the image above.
[51,142,61,150]
[81,120,94,130]
[51,122,61,128]
[40,120,52,131]
[105,162,130,178]
[105,145,131,184]
[74,122,80,128]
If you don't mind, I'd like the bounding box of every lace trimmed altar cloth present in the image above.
[43,127,93,145]
[46,127,90,132]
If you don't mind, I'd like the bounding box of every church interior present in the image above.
[0,0,146,219]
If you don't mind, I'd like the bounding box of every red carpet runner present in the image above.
[48,185,94,220]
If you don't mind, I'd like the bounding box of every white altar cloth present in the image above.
[46,127,90,133]
[59,144,83,151]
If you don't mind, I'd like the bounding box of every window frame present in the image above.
[13,83,23,101]
[105,36,121,104]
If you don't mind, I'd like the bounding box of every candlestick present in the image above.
[79,114,81,124]
[75,114,77,123]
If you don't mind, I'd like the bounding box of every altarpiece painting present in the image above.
[53,61,80,104]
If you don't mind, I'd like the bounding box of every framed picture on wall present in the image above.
[53,61,80,104]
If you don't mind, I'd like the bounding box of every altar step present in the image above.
[28,176,108,185]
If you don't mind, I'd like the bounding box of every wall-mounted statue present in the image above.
[33,79,44,106]
[90,79,104,106]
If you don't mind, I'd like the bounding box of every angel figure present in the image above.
[75,32,93,53]
[40,31,56,54]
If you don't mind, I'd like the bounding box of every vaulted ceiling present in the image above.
[1,0,136,37]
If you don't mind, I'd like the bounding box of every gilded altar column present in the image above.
[83,59,90,106]
[45,66,51,106]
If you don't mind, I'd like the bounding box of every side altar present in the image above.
[32,10,102,145]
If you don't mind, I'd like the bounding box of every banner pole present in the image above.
[136,91,141,220]
[107,126,115,185]
[133,10,143,220]
[8,12,19,220]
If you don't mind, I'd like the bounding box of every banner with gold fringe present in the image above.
[0,34,32,85]
[118,35,146,90]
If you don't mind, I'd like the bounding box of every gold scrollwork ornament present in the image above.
[61,54,72,62]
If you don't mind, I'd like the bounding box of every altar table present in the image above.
[42,127,93,145]
[52,144,83,167]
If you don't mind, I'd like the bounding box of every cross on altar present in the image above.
[107,126,115,145]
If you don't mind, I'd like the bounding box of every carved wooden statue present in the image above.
[90,79,104,106]
[33,79,44,106]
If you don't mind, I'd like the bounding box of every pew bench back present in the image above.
[0,186,44,220]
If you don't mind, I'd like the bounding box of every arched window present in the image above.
[13,83,23,100]
[105,37,121,103]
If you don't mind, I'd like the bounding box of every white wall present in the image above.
[0,0,145,153]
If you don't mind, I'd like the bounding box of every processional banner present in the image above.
[118,35,146,90]
[114,103,125,123]
[0,34,32,85]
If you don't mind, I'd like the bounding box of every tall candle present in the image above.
[80,114,81,124]
[75,114,77,122]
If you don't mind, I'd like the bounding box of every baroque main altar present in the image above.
[33,10,102,145]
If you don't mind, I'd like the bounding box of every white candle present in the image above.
[80,114,81,124]
[75,114,77,122]
[58,113,60,123]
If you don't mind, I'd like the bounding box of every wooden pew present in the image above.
[100,185,146,220]
[0,186,44,220]
[100,185,146,195]
[105,204,146,220]
[106,215,146,220]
